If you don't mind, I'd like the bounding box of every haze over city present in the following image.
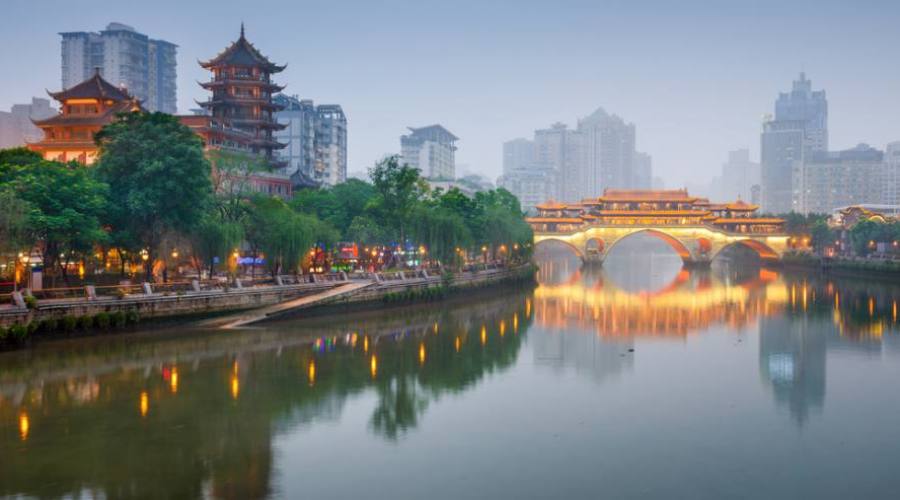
[2,0,899,187]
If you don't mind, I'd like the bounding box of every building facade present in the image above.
[503,138,535,175]
[60,23,177,113]
[28,70,142,164]
[400,124,458,180]
[534,123,579,201]
[0,98,55,149]
[273,95,347,187]
[709,149,760,203]
[761,73,828,213]
[792,144,884,214]
[576,108,637,198]
[497,164,557,213]
[884,141,900,206]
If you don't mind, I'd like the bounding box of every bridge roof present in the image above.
[713,218,784,224]
[597,189,698,203]
[525,217,583,223]
[594,210,709,216]
[535,201,568,210]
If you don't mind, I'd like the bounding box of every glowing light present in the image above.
[419,343,426,365]
[308,360,316,385]
[231,375,240,399]
[170,367,179,394]
[526,298,532,317]
[171,249,179,259]
[19,412,29,441]
[139,391,149,417]
[894,301,898,323]
[363,336,369,353]
[455,336,461,352]
[351,332,358,347]
[433,322,439,334]
[513,314,519,331]
[370,355,378,378]
[499,319,506,337]
[481,325,487,345]
[869,297,875,317]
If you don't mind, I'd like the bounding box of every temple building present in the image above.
[27,70,141,164]
[528,189,784,234]
[192,25,292,198]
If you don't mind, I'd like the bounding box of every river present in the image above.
[2,236,900,499]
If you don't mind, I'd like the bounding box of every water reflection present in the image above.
[0,291,531,498]
[2,246,900,498]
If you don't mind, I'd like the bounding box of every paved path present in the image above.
[217,281,374,329]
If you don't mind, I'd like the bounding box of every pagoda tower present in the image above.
[198,24,286,165]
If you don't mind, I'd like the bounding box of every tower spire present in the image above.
[240,22,245,38]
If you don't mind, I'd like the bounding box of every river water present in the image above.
[3,238,900,499]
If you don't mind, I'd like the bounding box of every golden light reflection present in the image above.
[433,322,439,334]
[513,313,519,332]
[230,375,239,400]
[480,325,487,345]
[139,391,148,417]
[351,332,358,347]
[308,360,316,386]
[419,343,426,365]
[370,355,378,378]
[455,336,461,352]
[499,319,506,337]
[363,336,369,353]
[170,368,179,394]
[19,412,29,441]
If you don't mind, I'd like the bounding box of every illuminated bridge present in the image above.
[527,189,789,265]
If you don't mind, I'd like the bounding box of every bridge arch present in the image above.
[604,229,694,263]
[534,237,584,259]
[712,239,780,262]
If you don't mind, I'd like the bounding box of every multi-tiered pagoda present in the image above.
[197,24,287,164]
[28,70,142,164]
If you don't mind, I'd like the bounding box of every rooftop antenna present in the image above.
[240,22,245,38]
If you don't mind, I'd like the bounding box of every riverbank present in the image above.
[781,252,900,281]
[0,264,537,348]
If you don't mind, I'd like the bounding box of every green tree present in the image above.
[368,156,427,244]
[0,189,32,257]
[809,220,837,254]
[94,112,212,280]
[849,219,880,256]
[0,157,108,283]
[190,210,244,278]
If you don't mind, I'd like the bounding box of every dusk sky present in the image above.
[3,0,899,186]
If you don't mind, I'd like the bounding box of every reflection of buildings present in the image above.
[758,316,826,425]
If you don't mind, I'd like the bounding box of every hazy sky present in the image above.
[2,0,899,186]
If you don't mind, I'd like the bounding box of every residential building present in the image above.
[709,149,760,202]
[792,144,884,214]
[497,164,557,213]
[60,23,177,113]
[884,141,900,206]
[576,108,637,198]
[401,124,458,180]
[534,122,579,201]
[633,152,653,190]
[273,95,348,187]
[503,138,535,175]
[0,98,55,149]
[28,70,142,164]
[761,73,828,213]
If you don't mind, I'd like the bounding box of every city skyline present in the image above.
[1,0,899,187]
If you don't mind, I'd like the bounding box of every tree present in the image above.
[368,156,427,244]
[849,219,880,256]
[246,196,336,276]
[0,189,32,256]
[809,220,836,254]
[0,157,108,284]
[190,210,244,278]
[94,112,212,280]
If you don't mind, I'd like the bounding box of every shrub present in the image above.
[9,323,28,342]
[77,315,94,330]
[38,318,59,334]
[125,310,140,324]
[26,321,38,336]
[61,315,77,333]
[24,295,37,310]
[94,312,111,330]
[111,311,127,328]
[0,326,7,341]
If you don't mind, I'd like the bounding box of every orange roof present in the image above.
[725,200,759,211]
[535,200,567,210]
[713,218,783,224]
[597,188,698,203]
[595,210,710,216]
[526,217,583,224]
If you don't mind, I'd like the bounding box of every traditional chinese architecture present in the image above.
[192,24,292,199]
[528,189,788,264]
[27,70,141,164]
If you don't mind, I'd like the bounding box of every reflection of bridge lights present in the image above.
[869,297,875,317]
[419,343,426,365]
[499,320,506,337]
[139,391,149,417]
[231,376,239,400]
[370,355,378,378]
[893,301,898,323]
[19,412,29,441]
[308,360,316,386]
[525,298,532,317]
[513,314,519,332]
[480,325,487,345]
[232,360,239,376]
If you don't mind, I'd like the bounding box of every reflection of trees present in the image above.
[0,291,532,498]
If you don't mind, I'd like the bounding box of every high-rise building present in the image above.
[0,98,55,149]
[60,23,177,113]
[792,144,885,214]
[761,73,828,213]
[400,125,457,180]
[273,95,348,187]
[884,142,900,206]
[576,108,637,199]
[534,123,580,201]
[497,164,556,213]
[632,152,653,190]
[711,149,760,202]
[503,138,535,175]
